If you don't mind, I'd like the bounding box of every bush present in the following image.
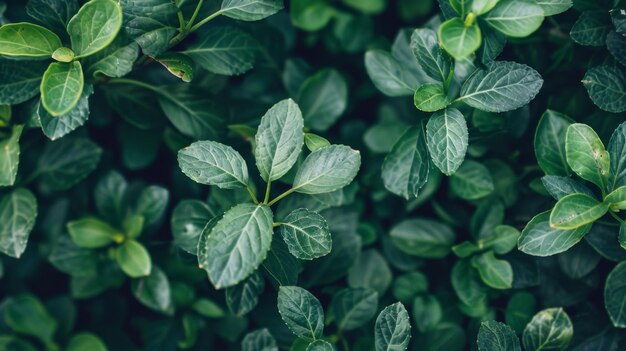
[1,0,625,350]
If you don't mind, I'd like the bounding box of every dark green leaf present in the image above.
[582,65,626,113]
[26,0,78,34]
[277,286,324,341]
[375,302,411,351]
[131,266,174,315]
[280,208,331,260]
[226,272,265,316]
[390,218,455,258]
[570,11,611,46]
[382,125,430,199]
[297,69,348,131]
[449,160,494,200]
[477,320,521,351]
[178,140,249,189]
[0,59,47,105]
[519,211,592,256]
[37,137,102,191]
[38,84,92,141]
[522,308,573,351]
[472,251,513,289]
[410,28,452,83]
[426,108,468,175]
[292,145,360,194]
[534,110,572,176]
[0,188,37,258]
[332,288,378,331]
[241,328,278,351]
[604,261,626,328]
[220,0,283,21]
[0,125,23,186]
[159,89,225,140]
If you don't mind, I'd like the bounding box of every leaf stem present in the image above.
[189,10,223,33]
[107,78,162,94]
[264,181,272,204]
[609,211,625,225]
[186,0,205,32]
[247,184,259,204]
[177,10,185,31]
[272,222,283,228]
[267,188,296,206]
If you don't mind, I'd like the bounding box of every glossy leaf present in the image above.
[522,308,573,351]
[390,218,455,258]
[472,251,513,289]
[67,217,120,248]
[178,140,249,189]
[116,239,152,278]
[550,193,608,229]
[40,61,84,116]
[0,22,61,57]
[426,108,468,175]
[438,18,481,60]
[565,123,610,190]
[67,0,123,58]
[375,302,411,351]
[534,110,572,176]
[604,261,626,328]
[519,211,591,256]
[582,65,626,113]
[410,28,452,83]
[0,125,23,186]
[292,145,361,194]
[413,83,450,112]
[484,0,545,38]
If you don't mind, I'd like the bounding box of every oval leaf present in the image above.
[67,0,123,58]
[40,61,85,116]
[178,140,249,189]
[293,145,361,194]
[426,108,468,175]
[0,22,61,57]
[277,286,324,341]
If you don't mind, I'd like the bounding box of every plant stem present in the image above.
[177,10,185,31]
[609,211,625,225]
[341,338,350,351]
[186,0,205,32]
[272,222,283,228]
[189,10,223,33]
[107,78,162,94]
[246,184,259,204]
[264,181,272,204]
[267,188,296,206]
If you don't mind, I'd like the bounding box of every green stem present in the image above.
[341,338,350,351]
[264,181,272,204]
[186,0,205,32]
[189,10,223,33]
[107,78,162,94]
[464,12,476,27]
[272,222,283,228]
[267,188,296,206]
[246,184,259,204]
[177,10,185,31]
[609,211,625,225]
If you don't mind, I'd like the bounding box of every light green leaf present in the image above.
[116,239,152,278]
[226,272,265,316]
[67,0,123,58]
[581,65,626,113]
[38,84,93,141]
[477,320,521,351]
[297,69,348,131]
[277,286,324,341]
[178,140,249,189]
[290,0,333,31]
[457,61,543,113]
[199,204,273,289]
[131,266,173,315]
[438,18,481,60]
[255,99,304,182]
[472,0,499,15]
[220,0,283,21]
[410,28,453,83]
[280,208,331,260]
[40,61,85,116]
[604,261,626,328]
[550,193,608,229]
[381,125,429,199]
[605,186,626,204]
[426,108,468,176]
[83,37,140,78]
[484,0,544,38]
[2,294,57,343]
[364,50,418,96]
[25,0,79,34]
[241,329,278,351]
[155,52,194,82]
[450,160,494,200]
[0,59,47,105]
[609,122,626,191]
[541,175,595,200]
[36,137,102,191]
[565,123,610,190]
[292,145,360,194]
[67,217,120,248]
[0,125,23,186]
[534,110,572,176]
[570,11,611,46]
[159,88,225,140]
[374,302,411,351]
[519,211,592,256]
[413,83,450,112]
[183,26,258,76]
[0,22,61,57]
[522,308,573,351]
[304,133,330,152]
[66,333,107,351]
[479,225,520,255]
[0,188,37,258]
[472,251,513,289]
[535,0,572,16]
[389,218,455,258]
[332,288,378,331]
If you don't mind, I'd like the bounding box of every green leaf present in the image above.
[519,211,592,256]
[131,266,173,315]
[426,108,468,175]
[364,50,418,96]
[38,84,93,141]
[438,18,481,60]
[604,261,626,328]
[505,292,536,334]
[541,176,595,200]
[477,320,521,351]
[550,193,608,229]
[605,186,626,204]
[183,26,258,76]
[450,160,495,200]
[381,125,430,199]
[292,145,360,194]
[193,298,225,318]
[479,225,520,255]
[374,302,411,351]
[472,0,499,15]
[570,11,611,47]
[412,295,442,332]
[522,308,573,351]
[241,329,278,351]
[67,217,120,248]
[304,133,330,152]
[220,0,283,21]
[36,137,102,191]
[155,52,194,82]
[452,259,488,306]
[478,27,507,65]
[66,333,107,351]
[410,28,453,83]
[67,0,122,58]
[0,59,47,105]
[159,93,224,141]
[171,200,216,255]
[199,204,273,289]
[348,249,392,295]
[2,294,57,343]
[457,61,543,113]
[607,31,626,66]
[93,171,127,224]
[535,0,572,16]
[290,0,333,31]
[178,140,249,189]
[307,340,333,351]
[280,208,331,260]
[534,110,573,176]
[413,83,450,112]
[255,99,304,182]
[0,188,37,258]
[484,0,544,38]
[609,122,626,191]
[472,251,513,289]
[40,61,85,116]
[332,288,378,331]
[565,123,610,190]
[26,0,79,34]
[277,286,324,341]
[120,0,178,56]
[115,239,152,278]
[581,65,626,113]
[226,272,265,316]
[389,218,455,258]
[297,69,348,131]
[0,22,61,57]
[262,236,302,286]
[49,236,98,277]
[83,37,140,78]
[0,125,23,186]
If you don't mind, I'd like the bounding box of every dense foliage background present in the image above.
[1,0,626,350]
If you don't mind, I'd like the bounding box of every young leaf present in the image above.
[457,61,543,113]
[438,18,481,60]
[390,218,455,258]
[364,50,418,96]
[40,61,85,116]
[0,59,48,105]
[241,329,278,351]
[522,308,573,351]
[255,99,304,182]
[604,261,626,328]
[0,189,37,258]
[183,26,258,76]
[518,211,591,256]
[413,83,450,112]
[36,137,102,191]
[426,108,468,176]
[565,123,610,190]
[472,251,513,290]
[550,193,608,229]
[280,208,331,260]
[290,0,333,31]
[477,321,521,351]
[198,204,273,289]
[220,0,283,21]
[67,217,120,248]
[178,140,249,189]
[67,0,123,58]
[226,271,265,316]
[277,286,324,341]
[115,239,152,278]
[609,122,626,191]
[131,266,173,315]
[38,84,93,141]
[484,0,545,38]
[449,160,495,200]
[410,28,453,83]
[66,333,107,351]
[374,302,411,351]
[381,125,429,199]
[292,145,361,194]
[0,125,23,186]
[582,65,626,113]
[304,133,330,152]
[570,11,611,47]
[297,69,348,131]
[0,22,61,57]
[479,225,520,255]
[534,110,572,176]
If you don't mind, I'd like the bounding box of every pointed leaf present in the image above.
[410,28,453,83]
[159,89,225,140]
[375,302,411,351]
[0,189,37,258]
[40,61,84,116]
[519,211,591,256]
[116,239,152,278]
[438,18,481,60]
[0,22,61,57]
[565,123,610,190]
[178,140,249,189]
[550,193,608,229]
[477,320,521,351]
[277,286,324,341]
[292,145,360,194]
[381,125,429,199]
[426,108,468,175]
[604,261,626,328]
